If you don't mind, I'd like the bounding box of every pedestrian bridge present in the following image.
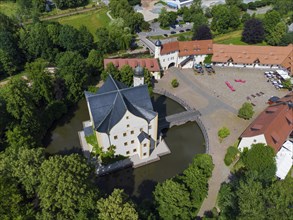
[158,110,201,130]
[139,36,155,54]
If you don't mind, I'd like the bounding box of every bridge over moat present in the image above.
[158,110,201,130]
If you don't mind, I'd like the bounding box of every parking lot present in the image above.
[157,66,289,115]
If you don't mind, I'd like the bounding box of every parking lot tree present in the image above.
[171,78,179,88]
[154,179,194,220]
[218,127,230,142]
[282,79,292,90]
[193,24,212,40]
[97,189,138,220]
[158,8,177,28]
[38,154,98,219]
[242,18,264,44]
[238,102,254,119]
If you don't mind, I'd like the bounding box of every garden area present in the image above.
[54,8,110,39]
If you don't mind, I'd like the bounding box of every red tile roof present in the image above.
[104,58,160,72]
[160,40,213,56]
[241,92,293,153]
[212,44,293,73]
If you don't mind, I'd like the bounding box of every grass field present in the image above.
[55,8,110,39]
[213,30,267,46]
[0,1,19,17]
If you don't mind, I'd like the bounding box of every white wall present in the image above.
[238,134,267,151]
[159,51,179,70]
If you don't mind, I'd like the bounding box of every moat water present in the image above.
[45,94,205,201]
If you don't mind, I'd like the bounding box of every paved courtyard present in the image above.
[154,66,289,216]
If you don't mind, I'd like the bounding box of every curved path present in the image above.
[155,67,250,216]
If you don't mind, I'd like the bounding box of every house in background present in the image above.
[154,39,213,70]
[104,58,161,80]
[238,92,293,179]
[212,44,293,74]
[84,74,158,160]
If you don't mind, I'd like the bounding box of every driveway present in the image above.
[154,66,288,216]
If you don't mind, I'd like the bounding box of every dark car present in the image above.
[163,34,168,37]
[170,31,176,34]
[179,30,184,33]
[170,24,176,29]
[185,28,191,32]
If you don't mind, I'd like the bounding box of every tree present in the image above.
[211,4,240,33]
[241,12,250,24]
[158,8,177,28]
[273,0,293,14]
[263,10,281,36]
[154,179,193,220]
[265,22,287,46]
[236,173,266,219]
[56,51,89,102]
[96,28,113,54]
[6,125,37,149]
[218,127,230,141]
[193,25,212,40]
[58,24,81,52]
[54,0,88,9]
[38,154,98,219]
[282,79,292,90]
[26,58,54,105]
[225,0,242,6]
[101,62,120,81]
[120,64,134,86]
[97,189,138,220]
[78,25,94,57]
[86,49,104,75]
[171,78,179,88]
[242,143,276,182]
[238,102,254,119]
[19,23,55,61]
[191,13,208,37]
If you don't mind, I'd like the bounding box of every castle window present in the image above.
[140,128,143,132]
[124,142,128,146]
[114,135,118,140]
[143,152,147,156]
[131,130,134,134]
[144,143,147,147]
[149,125,152,129]
[131,140,134,144]
[126,116,129,119]
[126,151,130,155]
[133,149,137,153]
[127,124,130,128]
[123,132,127,137]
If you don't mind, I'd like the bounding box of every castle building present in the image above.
[85,74,158,159]
[154,39,213,70]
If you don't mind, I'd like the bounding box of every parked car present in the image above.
[179,30,184,33]
[170,31,176,34]
[185,28,191,31]
[163,34,168,37]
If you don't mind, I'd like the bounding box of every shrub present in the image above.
[238,102,254,119]
[224,146,239,166]
[218,127,230,142]
[171,78,179,88]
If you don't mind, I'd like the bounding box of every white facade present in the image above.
[238,134,267,152]
[96,110,158,159]
[133,75,144,86]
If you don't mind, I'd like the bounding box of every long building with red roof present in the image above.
[104,58,161,79]
[238,92,293,153]
[212,44,293,74]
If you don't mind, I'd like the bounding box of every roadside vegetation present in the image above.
[171,78,179,88]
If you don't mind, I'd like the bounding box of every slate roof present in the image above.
[85,75,157,133]
[138,131,150,143]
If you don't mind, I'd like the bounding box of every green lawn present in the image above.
[55,8,110,39]
[213,30,267,46]
[0,1,19,17]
